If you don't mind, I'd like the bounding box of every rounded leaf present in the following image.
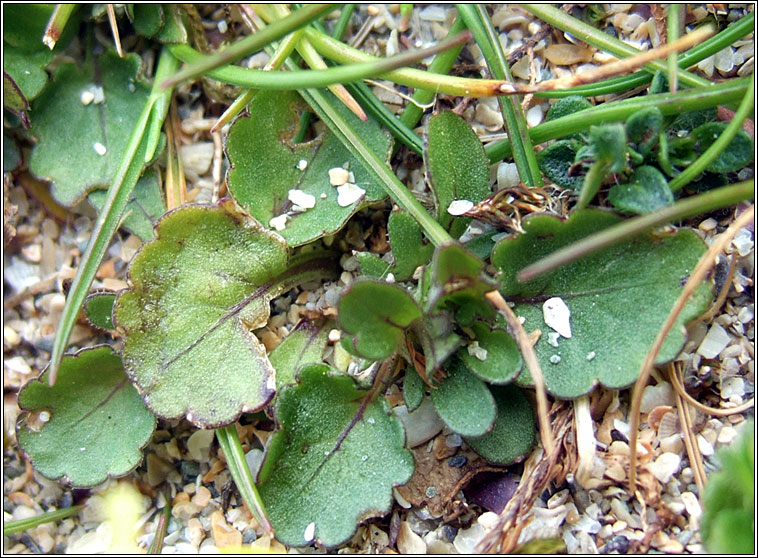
[691,122,754,174]
[459,321,522,384]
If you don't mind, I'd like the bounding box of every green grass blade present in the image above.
[669,79,755,192]
[48,48,179,385]
[457,4,542,187]
[331,4,356,40]
[215,425,273,535]
[148,490,171,554]
[485,78,751,162]
[42,4,76,49]
[667,5,682,92]
[518,180,755,282]
[4,505,84,535]
[524,4,711,89]
[161,4,334,89]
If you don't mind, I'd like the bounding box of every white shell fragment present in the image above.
[288,189,316,209]
[297,159,308,171]
[93,142,107,156]
[447,199,474,216]
[269,214,288,231]
[543,297,572,338]
[467,341,488,361]
[336,183,365,207]
[547,331,561,348]
[328,167,350,186]
[303,522,316,543]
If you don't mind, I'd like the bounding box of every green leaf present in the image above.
[545,95,592,142]
[402,365,425,412]
[424,110,491,237]
[226,89,393,246]
[269,320,330,390]
[431,356,496,437]
[492,210,712,398]
[3,46,52,103]
[608,165,674,215]
[83,292,116,331]
[3,4,55,51]
[16,346,155,488]
[387,210,434,280]
[589,123,626,173]
[258,364,413,548]
[28,51,151,207]
[667,106,716,134]
[3,133,21,172]
[536,140,584,190]
[426,243,497,326]
[130,4,165,38]
[458,321,522,384]
[3,71,29,127]
[154,5,188,44]
[464,385,535,465]
[691,122,754,174]
[625,107,662,155]
[338,280,422,361]
[88,167,166,241]
[355,251,389,278]
[114,200,295,428]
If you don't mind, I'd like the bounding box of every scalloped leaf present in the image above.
[84,292,117,331]
[226,90,392,246]
[589,123,626,173]
[338,280,422,361]
[4,46,52,104]
[608,165,673,215]
[28,50,151,207]
[464,385,535,465]
[114,200,297,428]
[625,106,662,155]
[492,210,712,398]
[545,95,592,142]
[129,4,165,37]
[424,111,491,237]
[691,122,754,174]
[458,321,522,384]
[258,364,414,548]
[16,346,155,488]
[88,167,166,241]
[537,140,584,190]
[430,356,496,437]
[269,319,330,390]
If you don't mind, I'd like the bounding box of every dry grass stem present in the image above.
[106,4,124,58]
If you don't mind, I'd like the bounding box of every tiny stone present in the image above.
[447,199,474,216]
[297,159,308,170]
[336,183,365,207]
[186,429,215,462]
[697,323,731,358]
[496,162,520,190]
[467,341,488,361]
[698,218,718,231]
[526,105,543,127]
[586,351,596,361]
[288,189,316,209]
[648,452,680,483]
[547,332,560,347]
[543,297,572,338]
[717,425,737,444]
[93,142,107,156]
[550,354,562,364]
[269,214,287,231]
[697,434,714,456]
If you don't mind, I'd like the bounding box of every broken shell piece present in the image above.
[336,183,365,207]
[547,331,560,348]
[447,199,474,216]
[543,296,572,338]
[288,189,316,209]
[467,341,488,361]
[93,142,107,156]
[303,522,316,543]
[329,167,350,186]
[297,159,308,171]
[269,214,288,231]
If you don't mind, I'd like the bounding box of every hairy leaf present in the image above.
[258,364,413,548]
[269,320,330,390]
[458,321,522,384]
[537,140,584,190]
[16,346,155,488]
[492,210,712,398]
[424,111,491,237]
[625,107,662,155]
[402,365,425,412]
[28,51,151,206]
[386,210,434,280]
[608,165,673,215]
[4,46,52,103]
[84,292,117,331]
[114,200,300,428]
[226,90,392,246]
[431,356,496,437]
[691,122,754,174]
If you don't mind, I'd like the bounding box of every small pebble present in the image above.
[697,323,731,358]
[336,183,365,207]
[287,189,316,210]
[496,162,520,190]
[447,199,474,216]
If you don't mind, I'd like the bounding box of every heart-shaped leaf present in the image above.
[88,167,166,241]
[424,111,491,237]
[625,107,663,155]
[589,123,626,173]
[492,210,712,398]
[338,280,422,361]
[269,320,330,390]
[16,346,155,488]
[458,321,522,384]
[226,89,392,246]
[608,165,674,215]
[258,364,413,548]
[128,4,165,38]
[537,140,584,190]
[4,46,52,103]
[430,356,496,437]
[115,200,303,428]
[28,50,151,207]
[545,95,592,142]
[464,385,535,465]
[691,122,754,174]
[84,292,117,331]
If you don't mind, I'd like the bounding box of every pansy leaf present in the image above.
[459,321,522,384]
[545,95,592,142]
[154,5,188,44]
[424,111,491,237]
[128,4,165,38]
[691,122,754,174]
[355,251,389,278]
[269,319,330,390]
[84,292,117,331]
[16,346,155,488]
[537,140,584,190]
[589,123,626,173]
[338,280,422,361]
[28,50,151,207]
[387,210,434,280]
[608,165,673,215]
[114,200,309,428]
[4,46,52,104]
[402,365,425,412]
[492,210,712,399]
[464,385,535,465]
[430,356,496,437]
[226,89,392,247]
[3,71,30,128]
[258,364,414,548]
[88,167,166,241]
[625,107,662,155]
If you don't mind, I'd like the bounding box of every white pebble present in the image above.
[543,296,572,338]
[269,214,288,231]
[697,434,714,456]
[328,167,350,186]
[649,452,681,483]
[550,354,562,364]
[303,522,316,543]
[447,199,474,216]
[217,19,228,34]
[80,90,95,105]
[288,189,316,209]
[93,142,107,156]
[732,228,753,256]
[336,183,365,207]
[526,105,544,127]
[297,159,308,170]
[386,272,395,284]
[393,399,444,448]
[697,323,731,359]
[467,341,488,361]
[586,351,596,361]
[496,162,520,190]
